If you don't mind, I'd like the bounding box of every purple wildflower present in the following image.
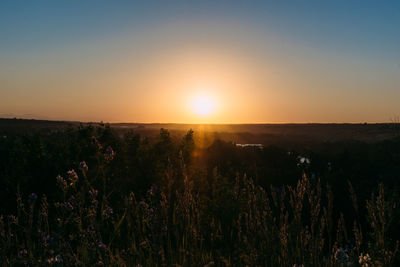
[55,254,63,263]
[7,215,18,224]
[18,249,28,258]
[104,146,116,161]
[102,206,113,219]
[138,201,148,209]
[79,161,88,172]
[88,188,98,198]
[67,170,78,185]
[64,201,74,211]
[335,247,349,262]
[96,241,106,250]
[45,254,62,264]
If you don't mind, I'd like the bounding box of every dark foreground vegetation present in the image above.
[1,122,400,266]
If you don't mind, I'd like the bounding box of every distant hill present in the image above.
[1,118,398,146]
[0,113,55,120]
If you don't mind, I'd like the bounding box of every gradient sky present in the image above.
[1,1,399,123]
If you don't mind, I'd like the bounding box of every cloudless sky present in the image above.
[1,1,399,123]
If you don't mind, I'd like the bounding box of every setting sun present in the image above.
[191,94,216,117]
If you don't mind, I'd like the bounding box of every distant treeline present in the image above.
[1,123,400,208]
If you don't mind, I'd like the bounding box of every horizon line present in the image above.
[0,117,397,125]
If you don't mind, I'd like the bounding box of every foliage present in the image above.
[0,125,399,266]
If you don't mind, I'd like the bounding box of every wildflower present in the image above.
[335,247,349,262]
[138,201,148,209]
[56,175,67,190]
[96,241,106,250]
[55,254,63,263]
[64,201,74,211]
[67,170,78,180]
[45,254,62,264]
[7,215,17,224]
[359,253,372,267]
[79,161,88,172]
[18,249,28,258]
[67,169,78,185]
[104,146,116,161]
[88,188,98,198]
[102,206,113,219]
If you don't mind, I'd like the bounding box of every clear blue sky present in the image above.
[1,1,399,122]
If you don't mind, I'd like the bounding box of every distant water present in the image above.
[236,143,263,148]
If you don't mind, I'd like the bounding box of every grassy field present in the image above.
[0,120,399,266]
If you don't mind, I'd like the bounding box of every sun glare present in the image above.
[191,94,216,117]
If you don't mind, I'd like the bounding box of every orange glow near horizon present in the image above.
[1,18,399,124]
[123,43,269,124]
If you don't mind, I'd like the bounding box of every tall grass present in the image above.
[0,146,398,266]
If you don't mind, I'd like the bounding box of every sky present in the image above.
[1,0,399,123]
